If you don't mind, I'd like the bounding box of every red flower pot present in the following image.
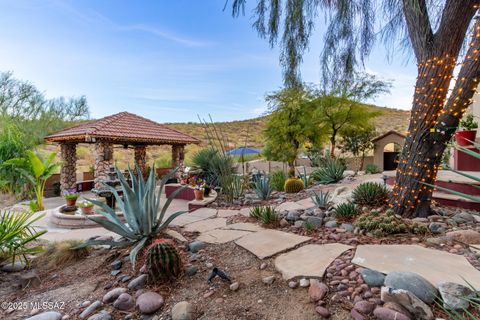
[66,198,77,206]
[194,189,204,201]
[455,130,477,146]
[81,206,94,215]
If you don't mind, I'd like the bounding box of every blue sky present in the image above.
[0,0,418,123]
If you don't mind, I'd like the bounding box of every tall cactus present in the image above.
[145,239,182,282]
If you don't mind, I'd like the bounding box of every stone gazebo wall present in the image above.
[172,144,185,168]
[134,145,147,177]
[94,142,114,189]
[60,142,77,193]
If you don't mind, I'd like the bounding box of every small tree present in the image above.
[263,87,325,175]
[340,126,376,173]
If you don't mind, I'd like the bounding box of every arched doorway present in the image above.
[372,131,406,171]
[383,142,402,170]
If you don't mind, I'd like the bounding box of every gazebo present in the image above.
[45,112,200,194]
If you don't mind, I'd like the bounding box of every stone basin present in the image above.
[49,206,125,229]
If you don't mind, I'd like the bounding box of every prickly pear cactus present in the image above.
[284,178,305,193]
[145,239,182,283]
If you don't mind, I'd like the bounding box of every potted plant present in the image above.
[77,200,94,214]
[455,114,478,146]
[64,190,79,206]
[203,183,211,197]
[193,185,204,201]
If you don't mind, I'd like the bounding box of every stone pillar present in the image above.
[60,142,77,194]
[134,145,147,178]
[172,144,185,168]
[94,141,113,189]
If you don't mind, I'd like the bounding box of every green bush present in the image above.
[254,176,273,200]
[270,170,286,191]
[354,209,428,237]
[311,156,345,184]
[191,148,235,187]
[335,202,358,221]
[250,206,278,225]
[352,182,390,206]
[0,210,46,266]
[365,164,381,174]
[311,190,331,210]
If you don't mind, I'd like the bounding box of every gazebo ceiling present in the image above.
[44,112,200,145]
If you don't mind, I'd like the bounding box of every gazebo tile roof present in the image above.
[44,112,200,145]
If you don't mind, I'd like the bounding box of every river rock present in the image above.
[262,275,275,285]
[428,222,445,234]
[103,287,127,303]
[308,279,328,302]
[446,230,480,244]
[384,272,437,304]
[111,260,122,270]
[113,293,135,311]
[305,216,323,228]
[361,269,385,287]
[171,301,194,320]
[136,291,164,314]
[80,300,102,319]
[128,274,147,290]
[189,241,206,253]
[381,287,433,320]
[87,311,111,320]
[438,282,474,310]
[373,307,411,320]
[26,311,63,320]
[1,261,25,272]
[324,220,338,228]
[353,300,375,315]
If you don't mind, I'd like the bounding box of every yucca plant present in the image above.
[79,165,187,267]
[249,206,278,225]
[0,210,46,266]
[311,190,331,210]
[352,182,390,206]
[311,156,345,184]
[297,166,311,188]
[335,202,358,221]
[145,239,182,283]
[222,174,245,203]
[254,175,273,200]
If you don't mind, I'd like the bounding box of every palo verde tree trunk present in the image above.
[391,3,480,217]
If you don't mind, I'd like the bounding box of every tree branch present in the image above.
[402,0,434,61]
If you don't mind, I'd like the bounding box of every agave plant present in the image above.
[311,155,345,184]
[253,175,273,200]
[79,165,187,267]
[297,166,311,187]
[0,210,46,266]
[311,190,331,209]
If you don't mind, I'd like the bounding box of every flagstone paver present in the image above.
[352,244,480,288]
[235,229,311,259]
[239,207,251,217]
[197,229,252,244]
[223,222,264,232]
[170,208,217,226]
[276,201,304,212]
[217,209,240,218]
[275,244,353,280]
[184,218,227,233]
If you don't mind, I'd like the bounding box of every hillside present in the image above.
[165,104,410,149]
[39,105,410,172]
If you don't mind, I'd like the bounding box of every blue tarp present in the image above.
[226,147,261,156]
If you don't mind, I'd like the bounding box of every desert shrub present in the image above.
[311,190,331,210]
[0,210,46,266]
[284,178,305,193]
[78,165,186,266]
[191,148,235,188]
[155,154,172,168]
[250,206,278,225]
[145,239,182,283]
[254,176,273,200]
[270,170,287,191]
[365,164,381,174]
[355,209,428,237]
[352,182,390,206]
[335,203,358,221]
[37,240,89,268]
[311,156,345,184]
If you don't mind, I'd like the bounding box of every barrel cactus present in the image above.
[145,239,182,282]
[284,178,305,193]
